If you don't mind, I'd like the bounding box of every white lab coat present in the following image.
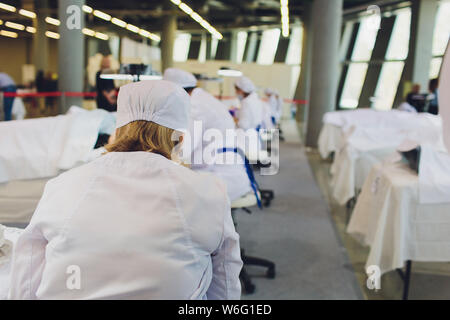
[267,93,283,123]
[190,88,252,201]
[236,92,264,131]
[8,151,242,300]
[261,101,275,130]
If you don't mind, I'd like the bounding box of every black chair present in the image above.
[231,192,276,294]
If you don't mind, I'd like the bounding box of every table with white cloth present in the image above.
[0,227,24,300]
[328,113,443,206]
[347,162,450,297]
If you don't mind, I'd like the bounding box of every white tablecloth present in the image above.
[347,162,450,275]
[318,123,344,159]
[0,227,23,300]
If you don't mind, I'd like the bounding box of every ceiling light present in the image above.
[95,32,109,40]
[111,17,127,28]
[126,24,139,33]
[26,26,36,33]
[45,17,60,26]
[82,28,96,36]
[217,69,242,77]
[0,3,16,12]
[0,30,18,38]
[5,21,25,30]
[45,31,60,39]
[179,3,193,15]
[93,10,111,21]
[19,9,36,18]
[170,0,181,5]
[82,5,93,13]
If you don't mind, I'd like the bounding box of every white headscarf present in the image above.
[115,80,190,131]
[235,76,256,94]
[163,68,198,89]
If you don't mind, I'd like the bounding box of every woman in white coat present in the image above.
[8,80,243,300]
[163,68,253,202]
[234,77,264,131]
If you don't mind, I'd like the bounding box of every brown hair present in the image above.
[105,120,179,160]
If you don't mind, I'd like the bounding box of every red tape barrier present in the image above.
[3,92,307,105]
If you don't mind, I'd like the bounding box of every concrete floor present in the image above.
[237,121,362,299]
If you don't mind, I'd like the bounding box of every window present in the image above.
[173,33,191,62]
[339,16,380,109]
[429,1,450,77]
[340,63,369,109]
[236,31,248,64]
[257,29,281,65]
[373,62,404,110]
[286,26,303,65]
[372,8,411,110]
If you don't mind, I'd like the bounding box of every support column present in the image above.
[395,0,439,106]
[293,0,313,135]
[161,14,177,72]
[58,0,85,113]
[306,0,343,148]
[33,0,49,73]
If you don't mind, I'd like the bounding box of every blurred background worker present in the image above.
[163,68,252,201]
[9,80,242,300]
[95,57,117,112]
[234,76,264,131]
[264,88,283,127]
[0,72,17,121]
[406,83,426,112]
[428,78,439,115]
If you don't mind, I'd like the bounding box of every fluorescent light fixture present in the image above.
[190,12,203,23]
[126,24,139,33]
[179,3,193,15]
[45,17,60,26]
[0,29,18,38]
[217,69,243,77]
[93,10,111,21]
[139,29,151,37]
[95,32,109,40]
[19,9,36,18]
[0,3,15,12]
[5,21,25,30]
[26,26,36,33]
[170,0,181,5]
[82,28,96,36]
[82,5,93,13]
[280,0,289,37]
[45,31,60,39]
[139,75,163,80]
[111,17,127,28]
[0,20,3,25]
[149,34,161,42]
[100,74,134,81]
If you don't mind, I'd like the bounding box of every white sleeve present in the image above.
[206,205,243,300]
[237,103,253,131]
[8,224,47,300]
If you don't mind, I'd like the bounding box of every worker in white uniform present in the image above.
[163,68,253,202]
[264,88,283,126]
[8,80,242,300]
[234,76,264,131]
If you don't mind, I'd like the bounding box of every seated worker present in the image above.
[95,57,117,112]
[9,80,242,300]
[0,72,17,121]
[406,84,426,112]
[234,76,264,131]
[163,68,253,202]
[427,78,439,115]
[264,88,283,126]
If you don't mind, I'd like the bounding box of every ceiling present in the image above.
[0,0,408,38]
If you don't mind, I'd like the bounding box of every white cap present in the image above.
[235,76,256,94]
[264,88,277,96]
[163,68,198,88]
[116,80,190,131]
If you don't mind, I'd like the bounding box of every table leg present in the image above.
[402,260,412,300]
